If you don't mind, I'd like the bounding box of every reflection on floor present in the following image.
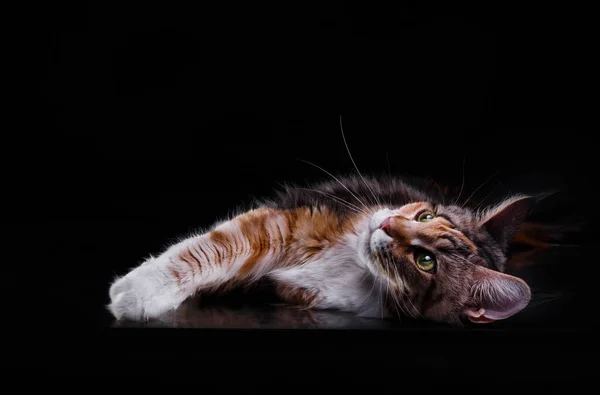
[114,300,400,329]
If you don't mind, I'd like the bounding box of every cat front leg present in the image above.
[108,208,291,321]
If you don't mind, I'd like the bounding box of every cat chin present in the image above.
[369,228,393,252]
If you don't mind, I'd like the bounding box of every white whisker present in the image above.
[295,187,368,216]
[453,154,467,205]
[460,169,502,209]
[473,182,500,211]
[390,259,419,319]
[339,115,381,206]
[297,158,372,212]
[433,181,446,205]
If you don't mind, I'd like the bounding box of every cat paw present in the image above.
[108,276,145,321]
[108,263,187,321]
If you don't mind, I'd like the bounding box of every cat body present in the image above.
[109,175,533,325]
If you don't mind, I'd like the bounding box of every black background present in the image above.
[12,0,597,385]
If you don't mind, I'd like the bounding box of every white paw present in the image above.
[108,264,188,321]
[108,275,145,320]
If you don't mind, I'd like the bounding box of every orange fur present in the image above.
[281,207,360,265]
[173,206,363,288]
[236,209,272,276]
[179,249,200,271]
[170,268,181,283]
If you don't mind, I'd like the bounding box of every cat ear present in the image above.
[478,195,535,251]
[463,266,531,324]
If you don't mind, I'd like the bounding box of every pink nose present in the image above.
[379,215,417,242]
[380,217,392,236]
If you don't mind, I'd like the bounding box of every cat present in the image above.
[108,173,544,325]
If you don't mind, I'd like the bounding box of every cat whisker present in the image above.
[385,155,395,207]
[433,180,446,205]
[388,252,420,319]
[386,279,403,318]
[473,182,499,211]
[297,158,372,213]
[385,152,392,179]
[383,275,406,318]
[394,268,421,319]
[339,115,382,207]
[362,263,382,312]
[359,261,375,283]
[295,187,368,216]
[372,253,389,319]
[381,276,397,318]
[453,154,467,205]
[527,292,564,308]
[460,169,502,209]
[391,283,410,319]
[383,264,406,318]
[382,250,413,319]
[380,276,387,319]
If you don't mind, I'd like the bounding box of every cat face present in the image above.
[362,197,533,325]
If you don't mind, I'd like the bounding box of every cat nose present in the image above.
[380,216,415,240]
[380,217,393,235]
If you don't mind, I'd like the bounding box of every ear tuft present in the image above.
[479,195,535,251]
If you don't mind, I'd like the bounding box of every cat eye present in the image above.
[416,210,436,222]
[414,250,437,273]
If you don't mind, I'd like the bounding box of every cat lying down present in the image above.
[109,175,539,326]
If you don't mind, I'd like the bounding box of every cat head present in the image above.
[361,195,534,325]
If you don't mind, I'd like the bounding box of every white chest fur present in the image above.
[268,232,387,318]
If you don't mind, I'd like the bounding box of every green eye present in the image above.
[414,251,437,273]
[417,210,436,222]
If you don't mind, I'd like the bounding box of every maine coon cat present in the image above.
[108,173,541,325]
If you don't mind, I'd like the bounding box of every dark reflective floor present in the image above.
[114,301,397,329]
